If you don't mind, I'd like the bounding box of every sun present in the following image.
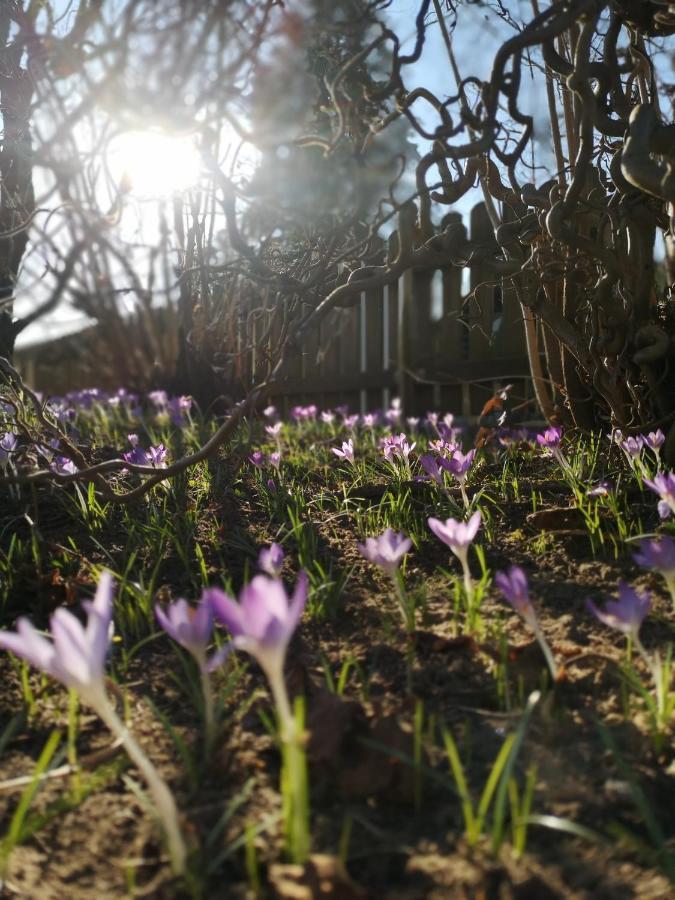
[106,130,202,199]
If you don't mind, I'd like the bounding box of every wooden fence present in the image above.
[264,201,533,420]
[14,202,535,419]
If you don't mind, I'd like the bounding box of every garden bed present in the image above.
[0,398,673,899]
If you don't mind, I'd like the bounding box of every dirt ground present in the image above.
[0,457,674,899]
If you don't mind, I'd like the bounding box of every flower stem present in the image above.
[266,662,295,742]
[532,622,558,682]
[96,697,187,875]
[200,665,215,751]
[392,574,414,633]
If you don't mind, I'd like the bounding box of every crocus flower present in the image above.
[619,436,647,475]
[258,543,285,578]
[155,598,214,669]
[633,535,675,574]
[250,450,267,468]
[381,433,416,472]
[620,436,644,459]
[536,425,571,472]
[156,597,217,740]
[291,404,317,422]
[148,389,168,409]
[536,426,562,452]
[495,566,537,628]
[587,582,652,641]
[588,480,612,497]
[0,571,114,709]
[263,405,278,419]
[429,438,457,457]
[588,582,668,736]
[148,443,167,468]
[427,510,481,564]
[332,438,355,466]
[358,529,412,577]
[343,414,359,430]
[321,411,335,425]
[428,511,481,607]
[51,456,78,476]
[643,471,675,519]
[495,566,558,680]
[361,413,378,429]
[643,430,665,464]
[207,573,308,736]
[167,395,192,426]
[633,536,675,611]
[0,432,17,469]
[406,417,420,431]
[265,422,283,439]
[440,449,476,508]
[269,450,282,471]
[358,529,414,631]
[0,572,187,872]
[419,453,445,487]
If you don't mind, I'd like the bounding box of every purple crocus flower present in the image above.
[440,449,476,481]
[123,444,148,465]
[208,574,307,672]
[428,511,482,609]
[51,456,78,475]
[381,433,416,466]
[321,410,335,425]
[361,413,378,429]
[0,571,114,709]
[358,529,414,630]
[250,450,267,468]
[167,395,192,426]
[588,480,612,497]
[633,536,675,611]
[357,529,412,576]
[0,432,17,468]
[332,438,355,465]
[587,582,652,640]
[429,438,457,457]
[343,414,359,430]
[419,453,445,486]
[207,573,308,735]
[643,430,665,458]
[148,389,168,409]
[536,426,562,451]
[148,443,167,468]
[643,472,675,519]
[494,566,537,628]
[0,572,187,870]
[494,566,558,679]
[428,510,481,566]
[633,536,675,574]
[268,450,281,471]
[265,422,283,439]
[258,543,285,578]
[619,436,644,459]
[155,598,216,668]
[406,417,420,431]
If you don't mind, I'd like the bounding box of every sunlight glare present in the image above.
[106,131,202,199]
